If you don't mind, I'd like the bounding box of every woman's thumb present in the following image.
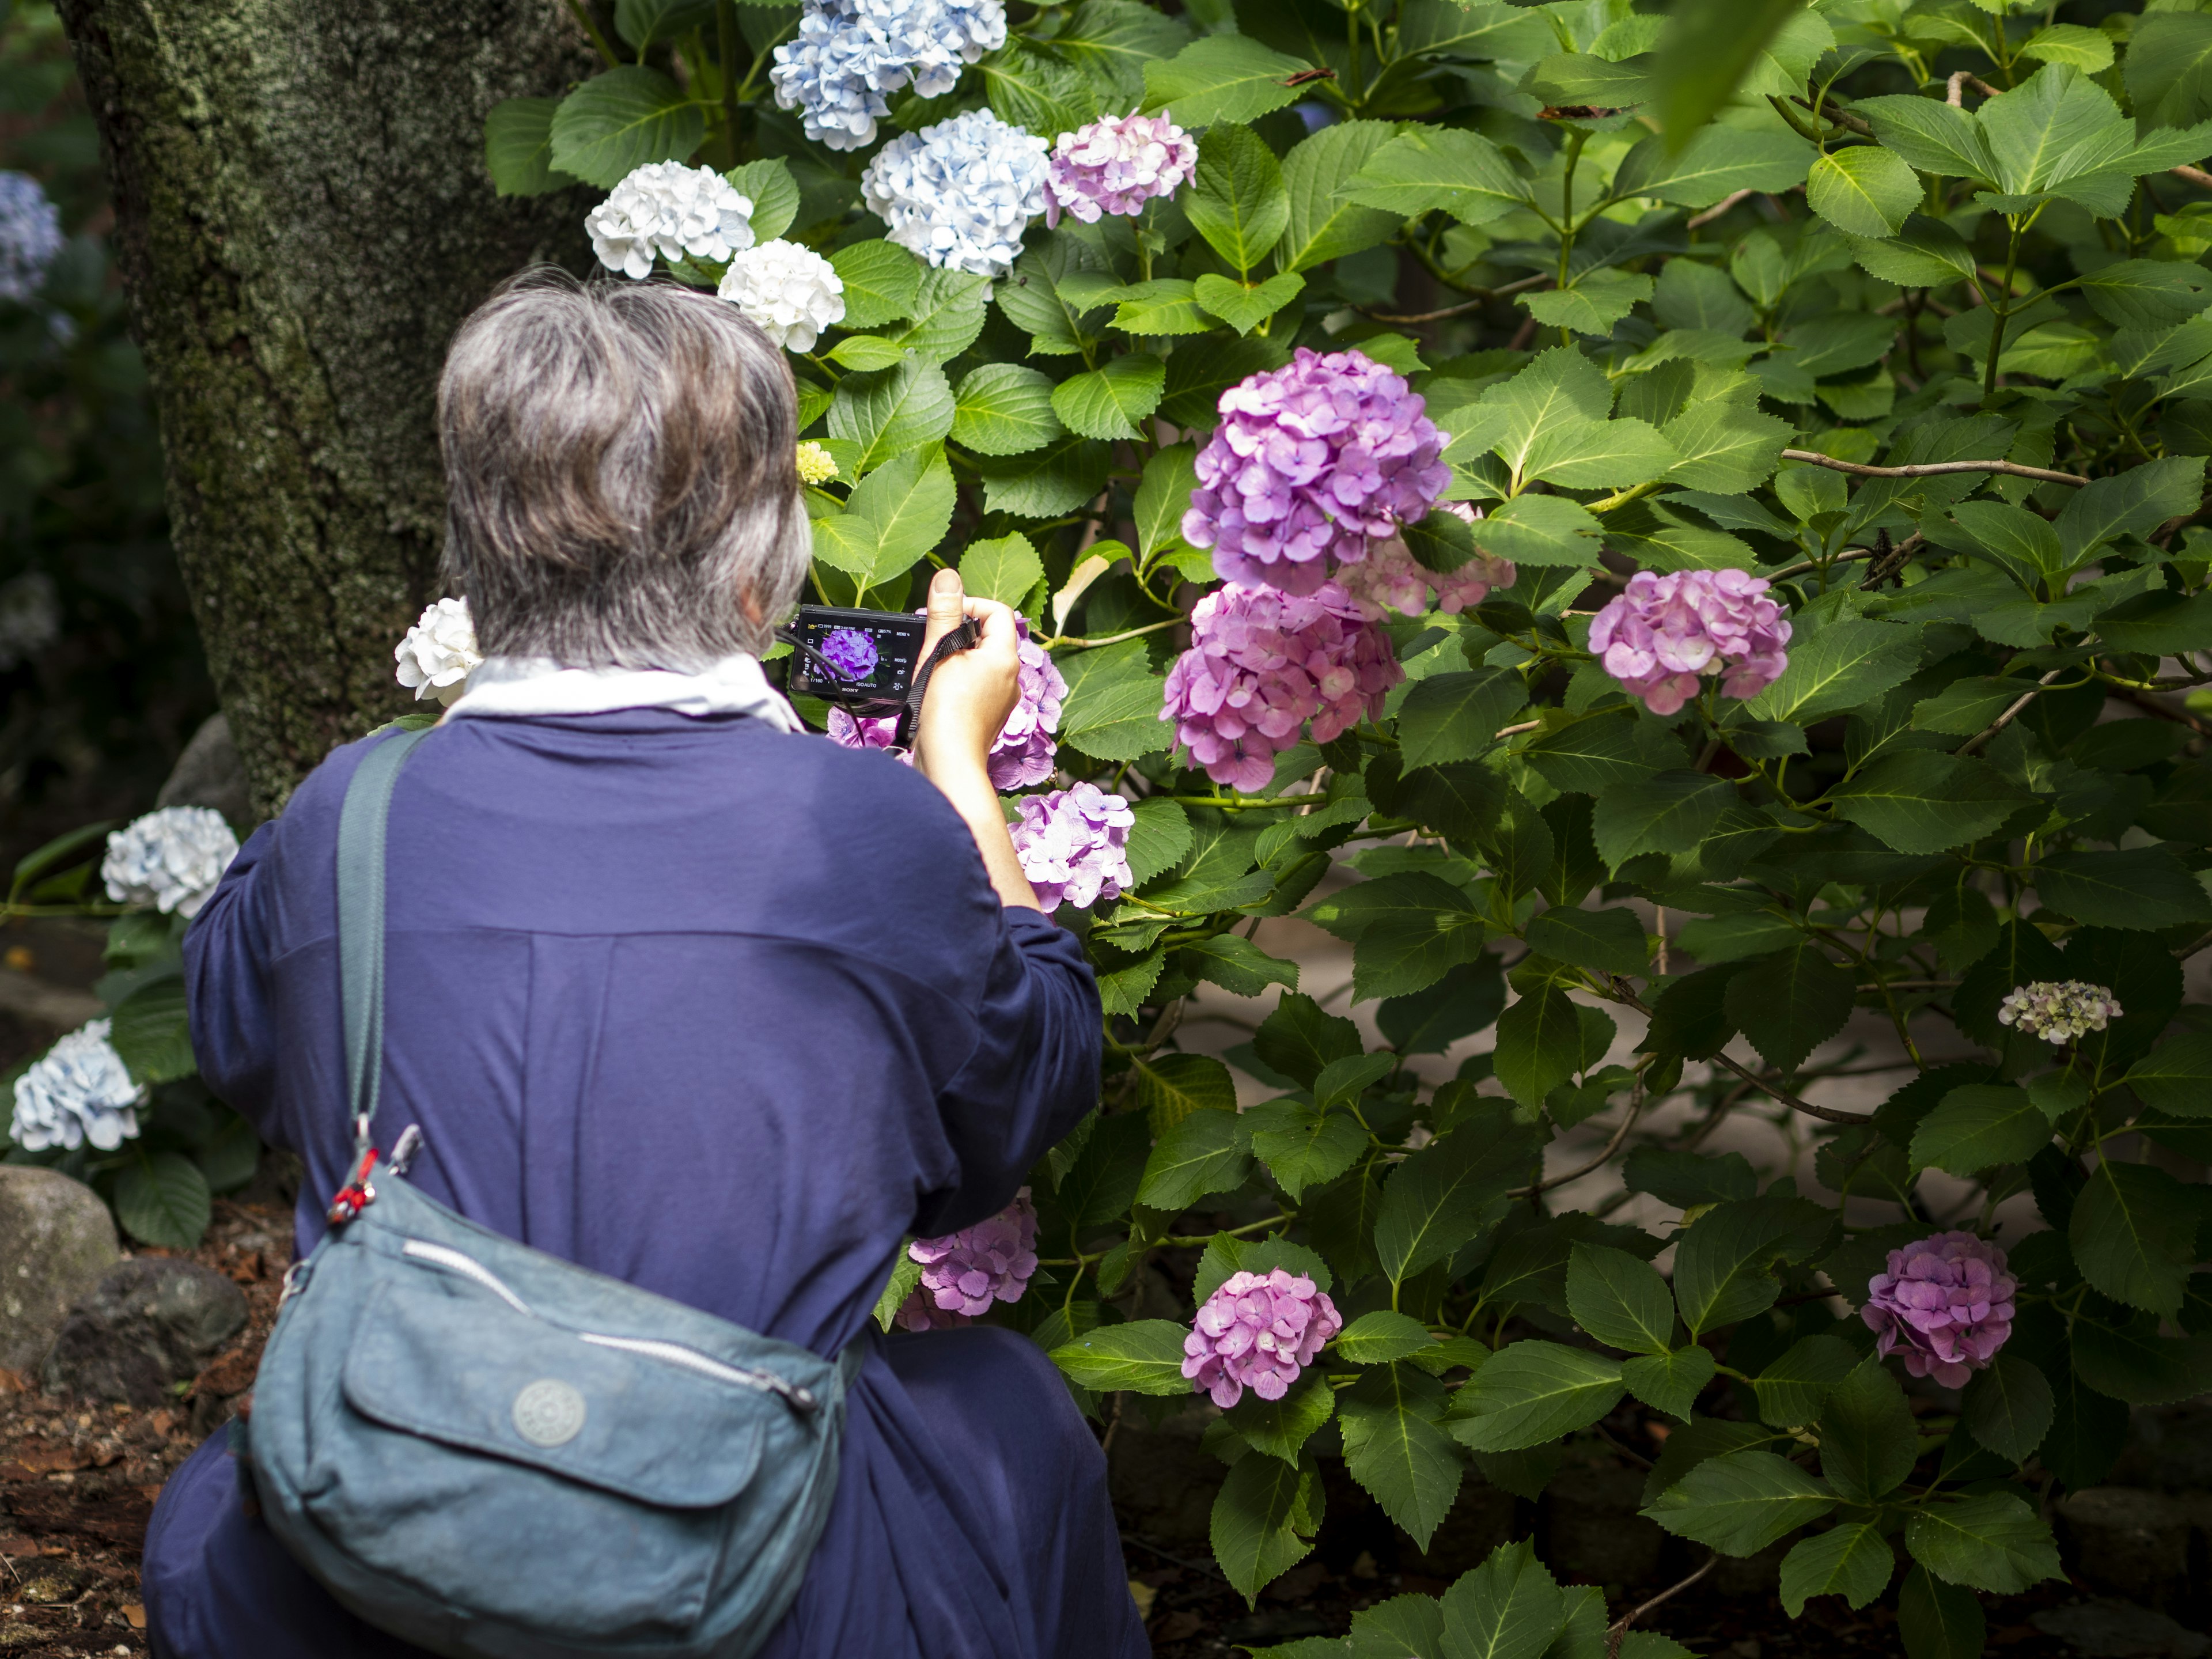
[926,566,966,628]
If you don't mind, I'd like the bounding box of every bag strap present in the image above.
[336,725,436,1164]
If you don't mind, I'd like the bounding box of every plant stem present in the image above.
[565,0,621,67]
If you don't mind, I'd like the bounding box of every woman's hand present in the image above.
[911,568,1040,910]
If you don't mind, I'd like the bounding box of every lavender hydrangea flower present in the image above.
[820,626,880,681]
[1587,567,1790,717]
[861,109,1050,278]
[0,172,63,305]
[1182,1268,1343,1408]
[1180,347,1451,597]
[990,619,1067,789]
[1998,981,2123,1044]
[771,0,1006,153]
[1010,785,1135,912]
[1161,581,1403,791]
[1861,1232,2016,1388]
[826,708,902,755]
[10,1019,143,1153]
[896,1188,1040,1331]
[101,806,239,919]
[395,596,482,706]
[1336,503,1517,620]
[1044,111,1197,228]
[585,162,755,280]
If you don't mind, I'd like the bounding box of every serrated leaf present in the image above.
[1904,1493,2061,1595]
[977,434,1113,518]
[1963,1351,2054,1462]
[1825,752,2026,855]
[1438,1538,1565,1659]
[1780,1524,1895,1618]
[1750,1335,1859,1429]
[1135,1050,1238,1135]
[724,157,799,243]
[1278,121,1404,274]
[1051,355,1166,441]
[1621,1349,1717,1421]
[1819,1358,1919,1502]
[1141,34,1312,127]
[1565,1244,1676,1356]
[1185,122,1290,273]
[1448,1340,1624,1455]
[829,240,924,329]
[1745,620,1920,727]
[1211,1451,1323,1604]
[484,97,576,197]
[1724,941,1853,1074]
[2070,1158,2199,1317]
[1346,126,1529,226]
[1334,1310,1438,1367]
[1134,443,1202,563]
[1807,146,1921,239]
[826,357,956,476]
[951,363,1063,457]
[1374,1104,1533,1285]
[1138,1102,1252,1209]
[112,1150,211,1250]
[1340,1365,1463,1550]
[1672,1195,1831,1336]
[1192,271,1304,335]
[1592,771,1733,869]
[1911,1084,2052,1176]
[1051,1319,1195,1394]
[959,532,1043,609]
[546,67,703,189]
[107,976,194,1084]
[1229,1368,1337,1465]
[1643,1450,1835,1557]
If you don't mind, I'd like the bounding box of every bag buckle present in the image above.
[327,1145,379,1226]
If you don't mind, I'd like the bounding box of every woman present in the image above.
[142,271,1145,1659]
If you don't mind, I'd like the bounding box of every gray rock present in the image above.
[2111,1403,2212,1497]
[0,1166,122,1373]
[40,1257,247,1407]
[2057,1488,2204,1615]
[2033,1600,2211,1659]
[1541,1459,1666,1587]
[156,713,252,831]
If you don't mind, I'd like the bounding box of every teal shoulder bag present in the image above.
[244,726,857,1659]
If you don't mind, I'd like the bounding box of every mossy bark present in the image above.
[56,0,598,815]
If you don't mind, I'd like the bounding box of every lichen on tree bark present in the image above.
[57,0,597,815]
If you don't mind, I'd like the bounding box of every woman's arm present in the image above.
[909,567,1041,911]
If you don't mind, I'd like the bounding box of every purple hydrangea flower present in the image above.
[825,707,902,755]
[1044,111,1197,228]
[1861,1231,2016,1389]
[1587,567,1791,717]
[1010,783,1135,912]
[1180,347,1451,597]
[1998,981,2123,1044]
[991,619,1067,790]
[820,626,879,681]
[1337,503,1517,620]
[1182,1268,1343,1408]
[1160,581,1403,792]
[896,1189,1040,1331]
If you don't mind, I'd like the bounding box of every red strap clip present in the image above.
[327,1146,380,1226]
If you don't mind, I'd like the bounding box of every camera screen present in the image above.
[788,607,927,700]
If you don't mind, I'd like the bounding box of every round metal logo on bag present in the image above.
[512,1379,586,1448]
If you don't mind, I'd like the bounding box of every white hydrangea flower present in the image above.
[717,240,847,352]
[1997,980,2123,1044]
[586,162,757,281]
[395,596,481,706]
[10,1019,145,1153]
[796,441,839,484]
[770,0,1006,153]
[101,806,239,918]
[0,571,58,670]
[861,109,1049,278]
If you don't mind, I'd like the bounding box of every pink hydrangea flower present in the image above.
[825,707,903,755]
[1160,580,1403,791]
[823,616,1065,787]
[1337,503,1517,620]
[1182,1268,1343,1408]
[896,1189,1040,1331]
[1044,110,1196,227]
[1010,783,1135,912]
[1586,567,1791,716]
[1861,1231,2016,1389]
[1181,347,1451,597]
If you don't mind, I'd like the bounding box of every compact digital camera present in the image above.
[778,604,983,745]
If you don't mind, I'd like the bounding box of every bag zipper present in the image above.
[399,1238,819,1411]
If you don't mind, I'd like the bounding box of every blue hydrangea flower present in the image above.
[860,109,1049,278]
[10,1019,143,1153]
[0,172,63,305]
[770,0,1006,153]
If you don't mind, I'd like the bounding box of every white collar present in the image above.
[441,653,802,732]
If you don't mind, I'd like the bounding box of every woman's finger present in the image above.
[920,566,968,659]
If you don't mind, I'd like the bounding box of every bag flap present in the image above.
[343,1275,767,1509]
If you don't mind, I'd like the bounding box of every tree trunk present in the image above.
[56,0,597,815]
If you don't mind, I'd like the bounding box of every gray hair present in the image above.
[437,268,808,666]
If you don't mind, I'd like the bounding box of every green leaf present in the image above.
[1138,1104,1251,1211]
[826,357,956,476]
[2071,1313,2212,1407]
[614,0,717,49]
[826,335,909,372]
[2122,1033,2212,1120]
[1817,1357,1919,1502]
[1211,1451,1324,1604]
[1565,1244,1676,1356]
[1350,888,1487,1002]
[1621,1349,1717,1421]
[1519,414,1677,491]
[1334,1310,1438,1367]
[1243,1099,1363,1199]
[1374,1104,1533,1285]
[1910,1083,2050,1176]
[1466,495,1604,567]
[1592,771,1733,869]
[1051,355,1166,441]
[1492,979,1586,1109]
[1135,1051,1238,1135]
[1750,1335,1860,1429]
[546,67,703,190]
[1229,1368,1338,1465]
[819,450,955,588]
[1050,1319,1192,1394]
[1780,1524,1895,1618]
[1615,124,1811,209]
[1898,1565,1985,1659]
[881,268,990,362]
[2035,849,2212,931]
[112,1150,213,1250]
[1339,1366,1463,1550]
[872,1248,925,1332]
[1524,907,1647,978]
[1278,122,1403,274]
[1397,669,1523,771]
[1056,638,1170,762]
[1447,1340,1626,1454]
[829,240,924,329]
[1745,619,1920,727]
[1437,1538,1566,1659]
[1348,1593,1446,1659]
[1522,715,1647,796]
[1963,1351,2054,1463]
[1642,1449,1835,1557]
[1108,278,1212,338]
[977,434,1113,519]
[1905,1492,2061,1595]
[2071,1158,2200,1317]
[1133,443,1202,568]
[1184,122,1290,274]
[1192,271,1304,336]
[1806,146,1922,239]
[108,975,194,1084]
[1648,0,1809,143]
[2128,9,2212,128]
[2056,457,2206,562]
[1523,274,1656,340]
[1141,34,1312,127]
[960,533,1044,609]
[1183,935,1299,999]
[484,97,576,196]
[980,37,1101,138]
[1662,401,1791,494]
[1849,214,1978,288]
[1825,752,2027,856]
[1723,940,1853,1074]
[1055,0,1192,100]
[1124,797,1194,888]
[1345,126,1529,226]
[1672,1195,1831,1337]
[724,157,800,243]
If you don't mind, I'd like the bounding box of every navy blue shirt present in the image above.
[143,711,1146,1659]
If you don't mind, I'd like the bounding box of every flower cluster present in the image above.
[771,0,1006,152]
[0,172,63,305]
[861,109,1050,278]
[717,240,846,352]
[1998,980,2123,1044]
[102,806,239,919]
[1183,1268,1342,1408]
[1009,785,1135,912]
[990,620,1067,789]
[396,596,482,706]
[1588,567,1790,717]
[1044,111,1197,228]
[796,441,840,486]
[896,1189,1040,1331]
[1161,581,1403,792]
[1861,1232,2016,1389]
[819,627,880,681]
[1335,504,1516,620]
[0,571,59,671]
[826,709,900,754]
[10,1020,143,1153]
[1181,348,1450,597]
[585,162,755,281]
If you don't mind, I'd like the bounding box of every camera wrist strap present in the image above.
[893,617,983,749]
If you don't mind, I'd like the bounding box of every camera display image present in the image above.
[786,607,927,702]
